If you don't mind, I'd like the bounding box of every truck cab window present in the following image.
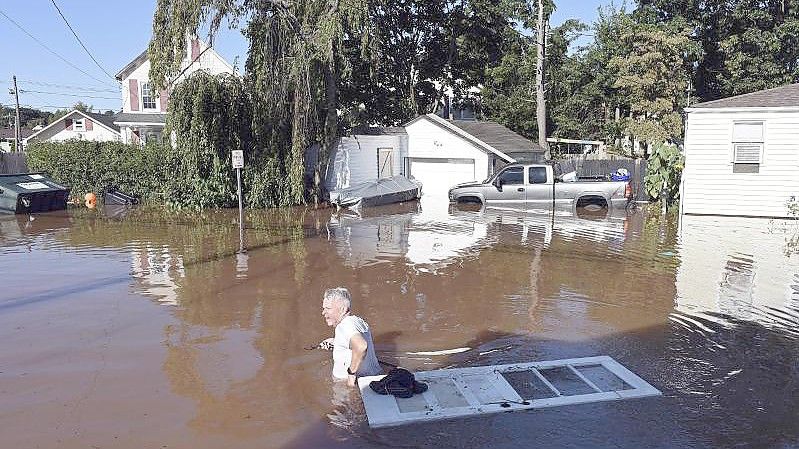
[498,167,524,185]
[529,167,548,184]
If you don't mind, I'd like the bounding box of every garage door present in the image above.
[408,158,476,198]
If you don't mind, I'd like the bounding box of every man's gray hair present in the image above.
[324,287,351,311]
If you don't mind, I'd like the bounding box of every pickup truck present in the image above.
[448,164,632,210]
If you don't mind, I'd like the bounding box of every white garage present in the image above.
[404,114,544,197]
[318,114,545,200]
[407,157,476,197]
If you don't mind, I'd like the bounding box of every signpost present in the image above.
[231,150,245,251]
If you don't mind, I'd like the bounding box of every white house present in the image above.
[114,36,236,145]
[25,37,236,148]
[319,114,545,198]
[24,110,121,145]
[681,83,799,218]
[404,114,544,197]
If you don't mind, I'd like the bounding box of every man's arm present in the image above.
[347,332,368,386]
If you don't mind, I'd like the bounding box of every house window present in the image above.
[73,118,85,132]
[732,121,763,173]
[378,148,394,178]
[141,82,156,110]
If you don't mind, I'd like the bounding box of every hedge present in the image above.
[26,140,165,203]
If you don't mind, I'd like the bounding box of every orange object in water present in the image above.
[84,192,97,208]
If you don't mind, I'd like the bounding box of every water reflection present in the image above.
[676,215,799,335]
[1,204,798,448]
[327,203,633,272]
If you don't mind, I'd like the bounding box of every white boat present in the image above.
[328,175,422,210]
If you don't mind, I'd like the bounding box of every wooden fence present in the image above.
[555,157,649,202]
[0,153,29,175]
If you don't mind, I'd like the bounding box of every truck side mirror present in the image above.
[494,178,503,191]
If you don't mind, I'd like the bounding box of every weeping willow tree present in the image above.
[148,0,372,206]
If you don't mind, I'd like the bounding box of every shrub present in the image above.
[645,142,684,207]
[26,140,165,202]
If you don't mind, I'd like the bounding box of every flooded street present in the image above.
[1,201,797,449]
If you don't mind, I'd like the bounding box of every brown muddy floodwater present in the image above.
[1,200,798,449]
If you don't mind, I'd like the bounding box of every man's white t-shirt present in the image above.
[332,315,382,379]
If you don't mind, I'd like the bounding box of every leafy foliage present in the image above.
[26,140,165,201]
[644,143,684,205]
[636,0,799,101]
[163,72,250,208]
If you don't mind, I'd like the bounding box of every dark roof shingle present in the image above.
[113,113,166,125]
[690,83,799,109]
[85,112,120,131]
[447,120,545,154]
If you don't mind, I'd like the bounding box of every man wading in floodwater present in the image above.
[319,287,382,386]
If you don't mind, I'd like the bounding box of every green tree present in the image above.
[149,0,372,205]
[164,73,251,208]
[636,0,799,101]
[48,101,94,124]
[608,18,697,155]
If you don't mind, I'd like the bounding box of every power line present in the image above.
[49,0,116,81]
[0,8,118,88]
[0,78,120,94]
[19,89,118,100]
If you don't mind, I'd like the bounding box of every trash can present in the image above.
[0,173,70,214]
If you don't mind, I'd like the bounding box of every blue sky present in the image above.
[1,0,612,116]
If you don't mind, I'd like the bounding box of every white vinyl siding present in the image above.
[405,117,492,197]
[682,110,799,217]
[324,135,408,192]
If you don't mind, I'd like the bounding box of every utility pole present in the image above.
[12,76,22,152]
[535,0,549,160]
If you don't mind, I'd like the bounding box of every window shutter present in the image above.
[191,38,200,60]
[129,79,140,111]
[734,143,762,163]
[86,119,93,131]
[65,119,73,130]
[159,89,169,111]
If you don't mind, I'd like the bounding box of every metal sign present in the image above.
[231,150,244,169]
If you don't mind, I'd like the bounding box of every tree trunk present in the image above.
[536,0,549,159]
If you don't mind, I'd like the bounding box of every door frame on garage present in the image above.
[405,157,477,182]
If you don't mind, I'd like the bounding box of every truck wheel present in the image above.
[457,196,482,205]
[576,196,607,211]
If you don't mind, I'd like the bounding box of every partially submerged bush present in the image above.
[27,140,165,202]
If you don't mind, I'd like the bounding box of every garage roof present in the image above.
[448,119,545,154]
[405,114,545,162]
[688,82,799,109]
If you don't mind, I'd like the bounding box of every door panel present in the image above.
[484,166,525,204]
[409,158,475,197]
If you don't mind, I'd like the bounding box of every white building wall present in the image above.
[25,114,121,144]
[121,39,235,113]
[682,109,799,217]
[405,118,490,179]
[324,134,407,191]
[46,125,120,143]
